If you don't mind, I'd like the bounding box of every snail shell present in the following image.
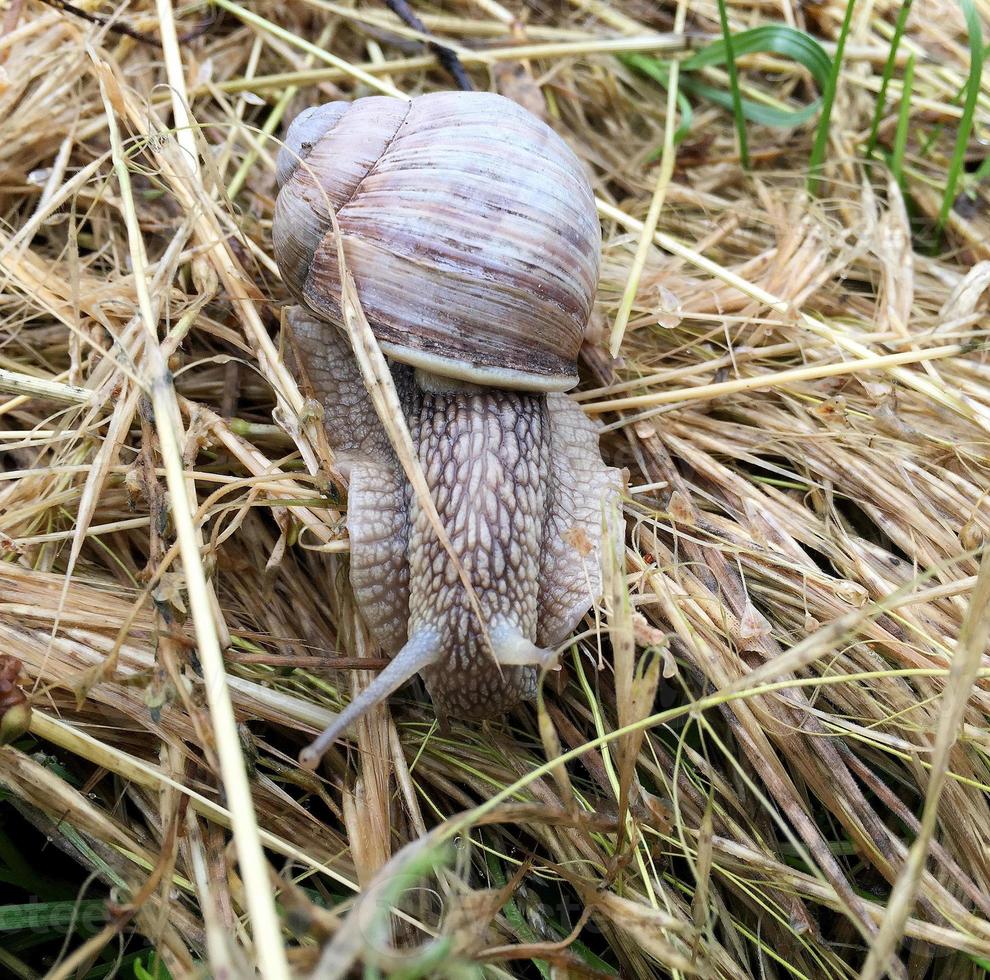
[273,92,601,391]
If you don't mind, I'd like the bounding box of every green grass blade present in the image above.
[617,54,693,153]
[621,26,832,134]
[808,0,858,194]
[621,51,670,86]
[673,90,694,145]
[646,91,694,158]
[678,78,822,127]
[890,53,915,187]
[715,0,749,168]
[937,0,984,229]
[485,853,552,980]
[132,955,174,980]
[865,0,914,158]
[85,950,179,979]
[0,901,105,932]
[969,155,990,182]
[682,25,831,87]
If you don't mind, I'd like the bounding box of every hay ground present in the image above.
[1,0,990,976]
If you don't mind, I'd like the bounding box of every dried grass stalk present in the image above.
[0,0,989,976]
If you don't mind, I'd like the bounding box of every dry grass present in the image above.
[1,0,990,977]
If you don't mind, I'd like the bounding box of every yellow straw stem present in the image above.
[584,344,964,414]
[608,0,689,358]
[98,33,292,980]
[0,368,90,405]
[596,198,990,432]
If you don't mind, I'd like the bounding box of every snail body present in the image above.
[274,93,619,764]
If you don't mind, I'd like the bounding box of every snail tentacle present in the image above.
[299,627,440,769]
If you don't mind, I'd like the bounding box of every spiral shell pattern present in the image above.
[274,92,601,391]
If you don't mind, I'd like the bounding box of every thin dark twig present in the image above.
[229,653,392,671]
[383,0,473,91]
[37,0,215,46]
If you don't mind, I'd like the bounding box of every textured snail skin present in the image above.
[274,92,601,392]
[411,387,547,716]
[290,308,619,756]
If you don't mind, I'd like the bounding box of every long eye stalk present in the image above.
[299,628,439,769]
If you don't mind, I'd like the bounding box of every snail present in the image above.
[273,92,620,767]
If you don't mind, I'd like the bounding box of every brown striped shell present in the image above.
[273,92,601,391]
